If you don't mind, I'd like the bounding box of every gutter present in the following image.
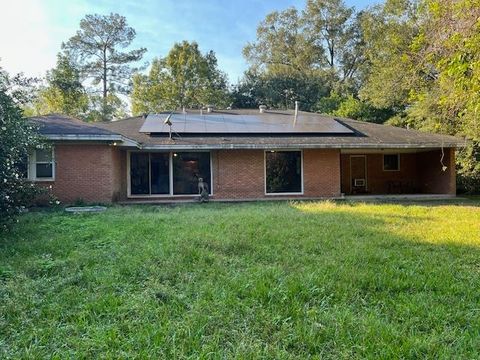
[41,135,466,151]
[43,134,140,148]
[138,142,465,151]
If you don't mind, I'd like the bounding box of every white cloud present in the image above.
[0,0,60,77]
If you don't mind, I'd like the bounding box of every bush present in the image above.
[456,142,480,194]
[0,89,42,230]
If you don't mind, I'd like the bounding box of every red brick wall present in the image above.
[212,149,341,199]
[37,144,122,204]
[340,149,456,195]
[112,149,127,201]
[417,148,456,194]
[212,150,265,199]
[303,149,341,197]
[43,146,455,203]
[341,153,419,194]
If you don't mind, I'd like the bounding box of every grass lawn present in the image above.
[1,200,480,358]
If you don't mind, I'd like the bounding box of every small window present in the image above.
[265,151,302,194]
[34,149,54,179]
[383,154,400,171]
[25,148,55,181]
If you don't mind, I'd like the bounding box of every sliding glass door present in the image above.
[130,153,149,195]
[150,153,170,194]
[130,152,170,195]
[173,152,211,195]
[129,152,211,196]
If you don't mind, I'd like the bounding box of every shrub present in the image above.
[0,87,42,230]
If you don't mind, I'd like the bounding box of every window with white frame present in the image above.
[26,148,55,180]
[265,150,303,194]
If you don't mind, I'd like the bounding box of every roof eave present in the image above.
[43,134,140,147]
[139,142,465,151]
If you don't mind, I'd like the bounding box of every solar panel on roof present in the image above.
[139,112,354,135]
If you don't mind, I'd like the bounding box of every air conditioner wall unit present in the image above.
[354,178,366,187]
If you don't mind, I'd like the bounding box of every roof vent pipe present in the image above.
[293,101,299,126]
[259,105,267,113]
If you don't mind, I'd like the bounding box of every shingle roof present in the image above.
[94,110,466,150]
[29,114,122,138]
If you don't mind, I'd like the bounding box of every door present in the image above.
[350,155,367,194]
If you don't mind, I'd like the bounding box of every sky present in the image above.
[0,0,377,84]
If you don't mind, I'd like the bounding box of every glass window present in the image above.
[35,149,53,178]
[130,153,149,195]
[173,152,211,195]
[383,154,400,171]
[150,153,170,194]
[266,151,302,194]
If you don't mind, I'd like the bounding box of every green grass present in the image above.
[1,200,480,358]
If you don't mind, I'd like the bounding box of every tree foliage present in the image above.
[232,70,329,110]
[240,0,369,111]
[358,0,422,111]
[63,13,146,120]
[131,41,230,114]
[0,67,42,230]
[243,8,322,75]
[30,54,89,118]
[359,0,480,191]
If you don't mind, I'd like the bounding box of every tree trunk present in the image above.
[102,48,108,120]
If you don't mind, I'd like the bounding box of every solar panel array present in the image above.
[139,112,354,135]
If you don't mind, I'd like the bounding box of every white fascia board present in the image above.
[43,134,140,148]
[139,142,463,151]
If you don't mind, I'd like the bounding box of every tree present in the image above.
[0,66,43,230]
[131,41,230,114]
[242,0,369,113]
[232,70,329,111]
[62,13,146,120]
[31,54,89,118]
[305,0,366,84]
[358,0,421,111]
[358,0,480,192]
[243,8,322,76]
[411,0,480,192]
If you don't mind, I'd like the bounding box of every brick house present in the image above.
[28,109,465,204]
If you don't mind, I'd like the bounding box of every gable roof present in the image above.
[94,110,466,150]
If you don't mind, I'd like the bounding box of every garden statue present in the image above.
[198,177,209,202]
